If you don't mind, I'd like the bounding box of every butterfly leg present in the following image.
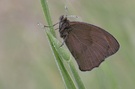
[60,32,68,47]
[44,22,59,28]
[55,28,59,30]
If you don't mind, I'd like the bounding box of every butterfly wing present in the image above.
[65,22,120,71]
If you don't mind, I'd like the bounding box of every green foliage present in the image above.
[40,0,85,89]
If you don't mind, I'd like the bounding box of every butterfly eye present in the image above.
[59,15,64,21]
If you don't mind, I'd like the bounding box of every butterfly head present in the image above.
[59,15,70,37]
[59,15,68,22]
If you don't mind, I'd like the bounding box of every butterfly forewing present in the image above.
[65,22,119,71]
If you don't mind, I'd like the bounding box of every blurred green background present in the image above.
[0,0,135,89]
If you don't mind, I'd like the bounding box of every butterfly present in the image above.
[57,15,120,71]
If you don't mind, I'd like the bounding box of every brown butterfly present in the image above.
[57,15,120,71]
